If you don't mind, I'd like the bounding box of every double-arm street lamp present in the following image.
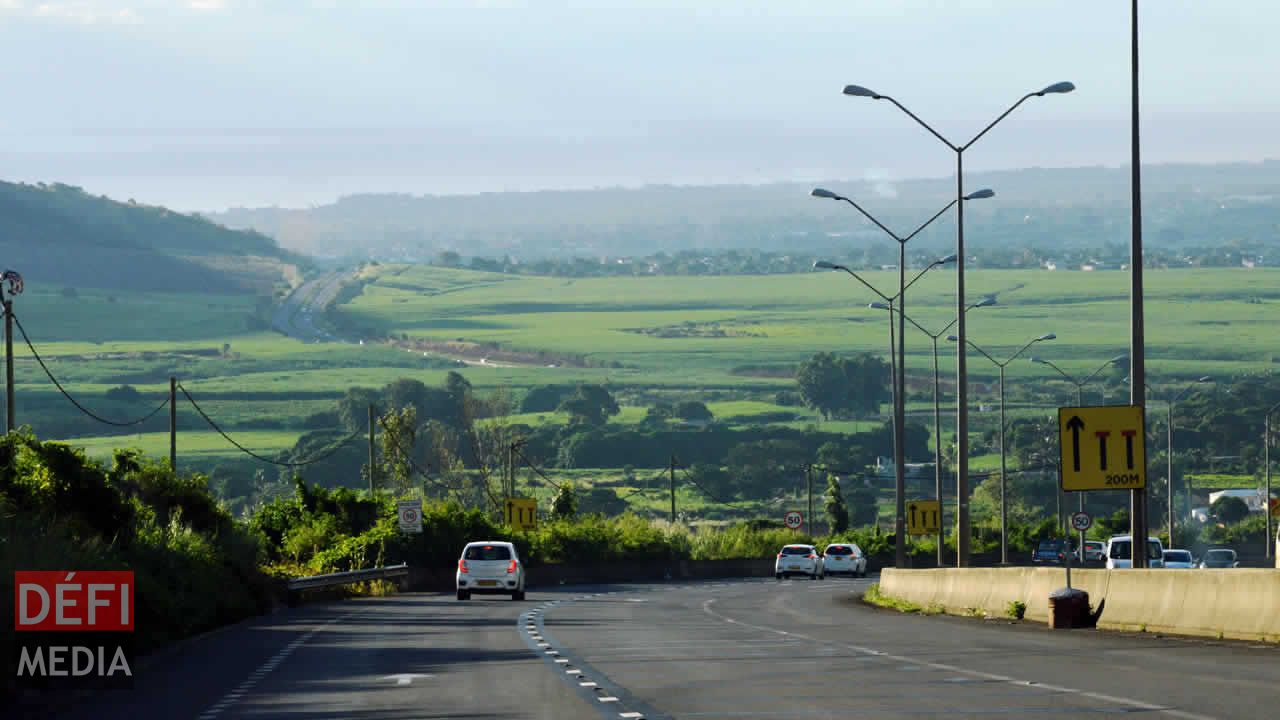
[813,187,992,568]
[1126,375,1214,546]
[870,298,995,565]
[948,332,1057,564]
[814,248,958,568]
[1029,354,1128,548]
[842,80,1074,566]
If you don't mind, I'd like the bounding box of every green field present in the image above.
[17,265,1279,473]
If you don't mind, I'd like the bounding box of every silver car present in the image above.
[775,544,824,580]
[1162,549,1195,569]
[822,543,867,578]
[456,541,526,600]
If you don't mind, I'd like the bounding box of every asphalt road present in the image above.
[28,577,1280,719]
[272,270,352,343]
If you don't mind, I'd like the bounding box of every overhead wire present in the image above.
[179,383,361,467]
[12,312,170,427]
[375,412,465,492]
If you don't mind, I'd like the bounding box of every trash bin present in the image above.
[1048,587,1090,629]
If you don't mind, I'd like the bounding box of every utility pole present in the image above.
[669,455,677,523]
[169,377,177,473]
[4,298,13,433]
[807,463,814,535]
[367,404,377,494]
[1129,0,1150,568]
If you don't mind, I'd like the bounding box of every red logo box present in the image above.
[14,571,134,632]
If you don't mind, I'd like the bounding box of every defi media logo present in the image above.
[13,571,135,688]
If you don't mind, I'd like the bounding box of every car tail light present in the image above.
[808,554,816,559]
[777,553,784,558]
[507,560,518,574]
[458,559,469,573]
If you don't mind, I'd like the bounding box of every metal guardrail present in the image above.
[287,563,409,592]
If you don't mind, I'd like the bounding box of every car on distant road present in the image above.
[821,543,867,577]
[456,541,525,601]
[775,544,824,580]
[1082,540,1106,563]
[1104,535,1165,569]
[1162,549,1196,569]
[1198,548,1239,569]
[1031,538,1073,565]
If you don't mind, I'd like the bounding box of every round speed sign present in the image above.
[784,511,804,530]
[1070,511,1093,533]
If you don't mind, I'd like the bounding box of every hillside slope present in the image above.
[0,181,305,294]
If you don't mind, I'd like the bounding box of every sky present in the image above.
[1,0,1277,211]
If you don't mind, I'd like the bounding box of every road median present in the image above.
[879,567,1280,642]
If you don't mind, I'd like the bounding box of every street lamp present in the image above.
[949,332,1057,564]
[844,80,1074,567]
[814,248,960,569]
[1029,354,1128,548]
[1266,401,1280,559]
[871,297,995,565]
[813,189,990,569]
[1165,377,1212,546]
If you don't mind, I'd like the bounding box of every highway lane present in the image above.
[542,577,1280,719]
[43,591,604,720]
[30,577,1280,719]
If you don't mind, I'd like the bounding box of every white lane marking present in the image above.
[555,658,570,663]
[580,681,598,687]
[700,598,1217,720]
[620,713,646,719]
[382,673,434,686]
[599,696,620,702]
[196,610,360,719]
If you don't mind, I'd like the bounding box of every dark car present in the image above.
[1031,538,1073,566]
[1198,548,1239,569]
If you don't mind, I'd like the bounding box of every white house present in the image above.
[1208,488,1265,513]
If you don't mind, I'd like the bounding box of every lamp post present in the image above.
[814,187,992,569]
[814,248,959,569]
[1164,377,1212,546]
[872,298,995,565]
[949,332,1057,564]
[843,80,1074,567]
[1266,401,1280,559]
[1029,354,1128,549]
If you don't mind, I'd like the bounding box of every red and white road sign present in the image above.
[784,511,803,530]
[1070,511,1093,533]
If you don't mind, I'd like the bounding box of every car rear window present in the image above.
[781,546,812,555]
[1109,541,1131,559]
[825,546,852,555]
[465,545,512,561]
[1164,551,1192,563]
[1037,540,1066,551]
[1206,550,1234,561]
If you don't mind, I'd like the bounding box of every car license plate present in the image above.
[478,580,497,587]
[788,565,801,570]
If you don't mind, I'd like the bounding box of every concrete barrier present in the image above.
[881,567,1280,642]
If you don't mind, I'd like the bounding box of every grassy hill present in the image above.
[0,180,305,294]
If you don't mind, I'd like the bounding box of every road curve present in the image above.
[35,577,1280,719]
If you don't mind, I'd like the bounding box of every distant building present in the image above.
[1208,488,1265,513]
[1042,260,1058,271]
[876,457,933,480]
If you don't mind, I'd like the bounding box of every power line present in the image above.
[510,443,564,492]
[179,383,360,467]
[674,460,752,510]
[12,312,170,427]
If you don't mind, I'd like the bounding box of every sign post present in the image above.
[397,500,423,534]
[784,511,804,531]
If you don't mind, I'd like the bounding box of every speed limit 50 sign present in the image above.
[784,511,804,530]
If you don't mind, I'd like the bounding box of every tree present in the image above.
[846,481,879,527]
[1211,495,1250,525]
[444,371,472,405]
[338,387,380,431]
[557,384,620,427]
[377,405,417,494]
[641,402,674,427]
[522,385,570,413]
[674,400,714,423]
[824,474,850,533]
[795,352,845,420]
[105,385,143,404]
[551,483,578,520]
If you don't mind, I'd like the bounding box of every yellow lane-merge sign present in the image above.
[906,500,940,535]
[504,497,537,530]
[1058,405,1146,491]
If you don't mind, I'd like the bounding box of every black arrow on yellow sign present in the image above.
[1066,416,1085,472]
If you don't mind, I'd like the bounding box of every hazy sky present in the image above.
[1,1,1277,211]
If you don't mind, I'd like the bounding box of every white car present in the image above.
[775,544,824,580]
[456,541,525,600]
[822,543,867,578]
[1104,535,1165,569]
[1162,548,1195,569]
